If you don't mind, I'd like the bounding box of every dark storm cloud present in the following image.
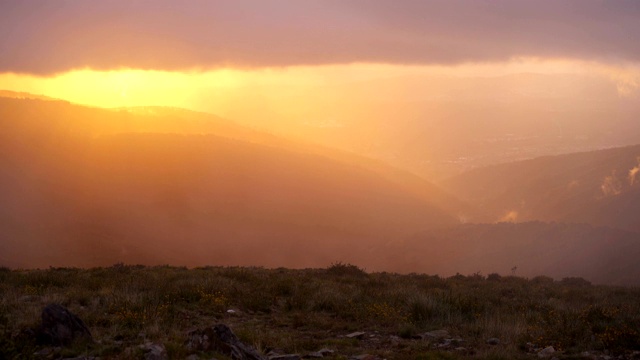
[1,0,639,75]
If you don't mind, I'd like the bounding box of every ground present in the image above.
[1,264,639,359]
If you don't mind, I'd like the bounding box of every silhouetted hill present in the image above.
[442,145,640,232]
[376,222,640,285]
[0,96,460,268]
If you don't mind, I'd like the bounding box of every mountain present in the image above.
[0,90,59,101]
[374,222,640,285]
[442,144,640,232]
[0,95,462,268]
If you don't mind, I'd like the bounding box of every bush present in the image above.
[560,277,591,287]
[325,262,367,277]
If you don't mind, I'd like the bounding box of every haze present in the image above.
[2,1,640,285]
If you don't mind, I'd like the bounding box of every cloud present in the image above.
[1,1,640,75]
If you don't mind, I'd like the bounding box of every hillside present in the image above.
[442,145,640,232]
[2,266,639,360]
[375,222,640,286]
[0,96,461,268]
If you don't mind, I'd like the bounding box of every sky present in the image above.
[2,0,640,177]
[2,1,639,101]
[2,1,640,73]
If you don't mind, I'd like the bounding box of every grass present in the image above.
[1,264,639,359]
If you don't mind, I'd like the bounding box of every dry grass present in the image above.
[1,265,639,359]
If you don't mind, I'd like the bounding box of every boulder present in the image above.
[37,304,92,346]
[538,346,555,358]
[187,324,266,360]
[140,342,168,360]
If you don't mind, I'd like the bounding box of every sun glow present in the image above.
[0,69,245,110]
[1,58,638,134]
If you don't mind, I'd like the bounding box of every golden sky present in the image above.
[2,1,639,116]
[2,1,640,179]
[1,58,638,127]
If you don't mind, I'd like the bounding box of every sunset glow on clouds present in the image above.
[2,1,640,74]
[2,1,640,179]
[2,1,640,108]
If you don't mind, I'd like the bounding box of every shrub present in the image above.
[326,262,367,277]
[560,277,591,287]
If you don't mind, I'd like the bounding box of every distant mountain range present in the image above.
[0,95,461,268]
[2,92,640,285]
[443,145,640,233]
[374,222,640,286]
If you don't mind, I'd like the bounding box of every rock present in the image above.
[304,353,324,359]
[304,349,333,358]
[486,338,500,346]
[37,304,92,346]
[422,329,449,339]
[538,346,555,358]
[266,349,286,357]
[33,347,54,357]
[140,342,168,360]
[349,355,381,360]
[186,324,267,360]
[346,331,366,339]
[316,348,333,356]
[185,355,200,360]
[269,355,301,360]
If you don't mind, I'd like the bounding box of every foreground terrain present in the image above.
[1,265,639,359]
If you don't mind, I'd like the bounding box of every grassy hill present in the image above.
[375,222,640,286]
[0,96,462,269]
[1,265,639,359]
[442,144,640,232]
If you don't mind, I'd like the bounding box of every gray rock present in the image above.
[486,338,500,346]
[349,355,381,360]
[267,349,286,357]
[304,353,324,359]
[316,348,333,356]
[186,324,267,360]
[38,304,92,346]
[185,355,200,360]
[346,331,366,339]
[268,355,301,360]
[423,330,449,339]
[140,342,168,360]
[538,346,555,358]
[305,348,334,358]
